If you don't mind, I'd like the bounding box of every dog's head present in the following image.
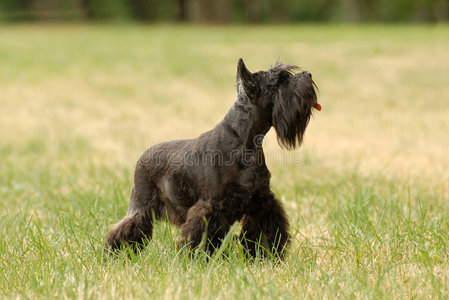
[236,58,319,150]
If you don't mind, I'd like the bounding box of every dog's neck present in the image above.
[219,99,272,149]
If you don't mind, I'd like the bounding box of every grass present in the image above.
[0,24,448,299]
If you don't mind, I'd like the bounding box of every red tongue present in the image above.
[314,103,322,111]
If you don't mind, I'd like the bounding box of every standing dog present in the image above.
[106,59,319,257]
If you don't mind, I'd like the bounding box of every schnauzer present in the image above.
[105,58,319,257]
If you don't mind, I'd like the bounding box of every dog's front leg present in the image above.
[240,191,290,258]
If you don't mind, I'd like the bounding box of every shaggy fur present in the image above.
[105,59,318,257]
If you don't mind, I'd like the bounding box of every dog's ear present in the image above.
[237,58,257,97]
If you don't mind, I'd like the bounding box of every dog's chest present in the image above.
[234,164,270,192]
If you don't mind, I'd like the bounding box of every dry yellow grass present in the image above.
[2,25,448,189]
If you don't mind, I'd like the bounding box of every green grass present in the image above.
[0,24,448,299]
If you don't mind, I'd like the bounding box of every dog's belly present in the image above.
[159,175,197,210]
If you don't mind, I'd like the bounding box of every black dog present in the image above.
[106,59,319,257]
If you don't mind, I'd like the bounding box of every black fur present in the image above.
[105,58,318,258]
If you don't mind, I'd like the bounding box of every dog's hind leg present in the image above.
[105,161,161,252]
[180,200,229,253]
[240,191,290,258]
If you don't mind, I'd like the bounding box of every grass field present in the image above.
[0,24,448,299]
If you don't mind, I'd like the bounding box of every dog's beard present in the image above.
[272,76,317,150]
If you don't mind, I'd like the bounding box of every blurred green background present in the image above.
[1,0,448,23]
